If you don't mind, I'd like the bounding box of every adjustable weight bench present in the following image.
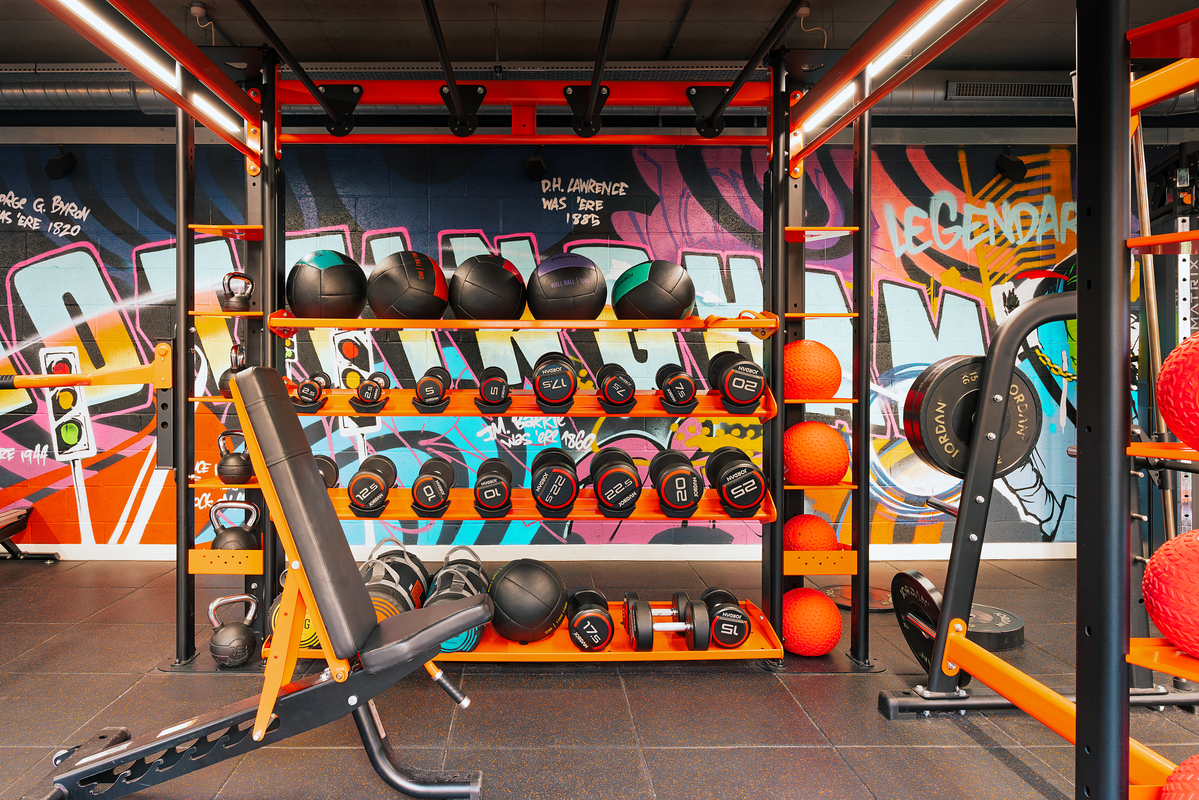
[21,367,493,800]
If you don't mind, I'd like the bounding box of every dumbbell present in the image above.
[473,457,513,518]
[354,370,390,406]
[411,456,454,517]
[532,352,577,413]
[705,446,767,517]
[218,344,247,399]
[699,588,752,648]
[567,588,614,652]
[294,370,331,407]
[476,366,511,411]
[313,454,339,488]
[649,450,705,518]
[655,363,697,412]
[590,447,642,518]
[621,590,691,636]
[595,363,636,412]
[347,454,397,516]
[624,594,710,652]
[708,351,766,413]
[530,447,580,518]
[413,366,452,412]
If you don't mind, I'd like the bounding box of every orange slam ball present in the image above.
[1143,529,1199,659]
[783,514,837,551]
[782,588,842,657]
[783,422,850,485]
[1163,754,1199,800]
[784,340,841,399]
[1159,333,1199,452]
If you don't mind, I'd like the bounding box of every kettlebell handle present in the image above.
[209,499,259,532]
[217,430,245,458]
[229,343,246,370]
[223,272,255,298]
[208,593,259,628]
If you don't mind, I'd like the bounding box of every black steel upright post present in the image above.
[849,70,872,665]
[762,50,788,635]
[1075,0,1131,797]
[259,49,281,603]
[174,65,197,665]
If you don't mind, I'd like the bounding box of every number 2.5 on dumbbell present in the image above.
[348,370,391,414]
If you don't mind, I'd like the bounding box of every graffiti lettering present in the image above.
[50,196,91,222]
[560,430,597,451]
[567,213,601,227]
[885,196,1077,257]
[563,179,628,196]
[542,197,566,211]
[16,213,41,230]
[577,198,604,211]
[0,190,28,211]
[20,445,49,467]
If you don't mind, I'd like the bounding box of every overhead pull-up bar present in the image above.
[693,0,803,138]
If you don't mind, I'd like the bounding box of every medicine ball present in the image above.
[526,253,607,320]
[487,558,568,643]
[367,251,448,320]
[611,260,696,320]
[285,250,368,319]
[449,254,526,320]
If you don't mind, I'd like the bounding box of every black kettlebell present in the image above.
[218,344,247,399]
[216,430,254,485]
[209,500,260,550]
[208,593,258,667]
[221,272,255,312]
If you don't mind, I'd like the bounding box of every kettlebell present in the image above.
[218,344,247,399]
[216,430,254,484]
[208,593,258,667]
[221,272,255,312]
[209,500,260,550]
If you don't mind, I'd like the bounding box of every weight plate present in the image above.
[684,599,711,651]
[671,591,690,624]
[903,355,1042,479]
[657,365,696,405]
[600,370,636,405]
[818,584,894,613]
[891,570,946,676]
[569,607,613,651]
[656,466,703,512]
[715,462,766,510]
[474,473,511,510]
[479,370,509,404]
[622,591,639,633]
[631,598,655,651]
[412,474,449,509]
[532,466,579,510]
[966,604,1025,651]
[709,603,750,648]
[721,362,765,406]
[534,360,577,404]
[595,462,641,512]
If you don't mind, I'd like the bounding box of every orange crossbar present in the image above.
[942,620,1176,787]
[267,310,778,334]
[189,224,264,241]
[1128,638,1199,683]
[784,226,859,243]
[6,343,171,389]
[282,133,768,147]
[1127,441,1199,461]
[1131,58,1199,115]
[1127,229,1199,255]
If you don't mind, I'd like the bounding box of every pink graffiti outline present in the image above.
[131,234,242,351]
[359,227,412,264]
[436,229,542,266]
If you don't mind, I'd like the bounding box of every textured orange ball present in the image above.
[783,514,837,551]
[782,588,842,656]
[1163,754,1199,800]
[783,422,849,485]
[784,340,841,399]
[1160,334,1199,451]
[1143,529,1199,659]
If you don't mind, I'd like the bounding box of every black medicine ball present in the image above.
[526,253,607,320]
[367,251,449,320]
[449,254,527,320]
[487,558,568,643]
[611,259,697,320]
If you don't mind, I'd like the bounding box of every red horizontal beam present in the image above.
[788,0,943,130]
[277,80,770,108]
[35,0,260,164]
[1128,7,1199,59]
[791,0,1012,172]
[106,0,260,122]
[280,132,768,146]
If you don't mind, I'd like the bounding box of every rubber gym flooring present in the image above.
[0,557,1194,799]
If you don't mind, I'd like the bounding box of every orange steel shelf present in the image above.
[1127,441,1199,460]
[784,549,858,576]
[784,226,859,244]
[784,312,858,318]
[1128,639,1199,682]
[785,397,857,404]
[188,547,263,575]
[189,223,263,241]
[786,482,855,491]
[189,309,264,318]
[190,388,775,419]
[1127,230,1199,255]
[267,600,782,662]
[325,487,775,523]
[190,479,257,489]
[268,310,778,334]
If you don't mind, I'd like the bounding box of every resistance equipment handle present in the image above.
[423,661,469,709]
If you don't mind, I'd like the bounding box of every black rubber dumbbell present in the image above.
[622,590,691,637]
[595,363,637,413]
[649,450,705,518]
[313,454,340,488]
[705,446,767,517]
[707,351,766,413]
[411,456,455,518]
[699,588,752,648]
[590,447,642,519]
[412,366,452,413]
[532,352,577,413]
[625,595,710,652]
[475,366,512,412]
[350,370,390,413]
[567,588,614,652]
[218,344,247,399]
[530,447,580,518]
[655,363,698,413]
[347,454,397,517]
[473,457,513,518]
[294,370,331,409]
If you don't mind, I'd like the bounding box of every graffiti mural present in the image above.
[0,141,1090,550]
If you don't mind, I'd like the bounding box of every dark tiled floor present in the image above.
[1,558,1195,799]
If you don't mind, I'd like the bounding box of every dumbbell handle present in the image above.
[652,621,693,633]
[424,661,470,709]
[650,607,677,618]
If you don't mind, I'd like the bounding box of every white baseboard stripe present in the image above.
[21,542,1077,562]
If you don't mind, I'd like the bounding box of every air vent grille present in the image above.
[946,81,1073,99]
